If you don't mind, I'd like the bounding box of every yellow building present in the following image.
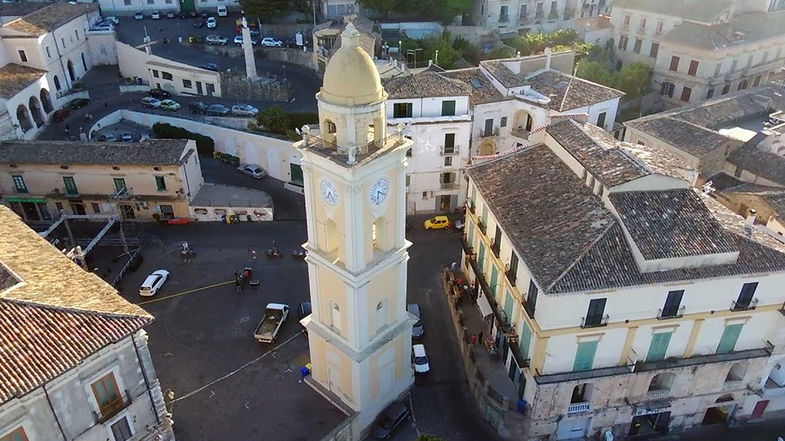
[295,23,416,435]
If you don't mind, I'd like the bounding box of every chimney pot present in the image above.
[746,208,757,227]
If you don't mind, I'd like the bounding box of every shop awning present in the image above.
[5,197,46,203]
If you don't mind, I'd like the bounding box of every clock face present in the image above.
[369,177,391,206]
[320,179,340,206]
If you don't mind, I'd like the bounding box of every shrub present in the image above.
[152,122,215,155]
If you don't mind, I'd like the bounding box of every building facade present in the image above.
[472,0,611,35]
[295,23,415,435]
[321,0,359,19]
[0,205,173,441]
[460,118,785,439]
[0,139,204,222]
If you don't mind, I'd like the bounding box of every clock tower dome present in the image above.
[294,22,415,436]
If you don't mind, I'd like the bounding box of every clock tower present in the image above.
[294,22,415,434]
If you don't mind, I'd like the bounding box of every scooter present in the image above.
[292,249,307,259]
[267,247,281,258]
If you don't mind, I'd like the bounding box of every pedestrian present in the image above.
[450,261,458,272]
[104,101,108,109]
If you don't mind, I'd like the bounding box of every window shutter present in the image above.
[519,322,532,358]
[646,332,672,362]
[717,324,743,354]
[573,341,598,371]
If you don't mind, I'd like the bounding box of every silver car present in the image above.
[237,163,266,179]
[205,34,228,45]
[231,104,259,117]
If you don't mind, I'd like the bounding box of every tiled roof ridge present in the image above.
[544,221,618,293]
[558,73,626,100]
[0,296,153,321]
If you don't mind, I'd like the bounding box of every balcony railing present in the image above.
[645,389,669,400]
[657,305,685,320]
[511,128,530,140]
[581,314,609,328]
[731,298,758,312]
[441,146,460,156]
[567,402,591,414]
[440,181,459,190]
[95,390,132,424]
[479,128,500,138]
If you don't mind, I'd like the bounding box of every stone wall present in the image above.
[220,71,293,103]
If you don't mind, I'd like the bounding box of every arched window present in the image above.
[53,75,61,92]
[40,89,53,113]
[648,372,675,391]
[16,104,32,132]
[571,383,593,404]
[324,218,339,256]
[325,119,337,133]
[28,96,44,128]
[371,217,385,252]
[725,362,747,382]
[67,59,75,82]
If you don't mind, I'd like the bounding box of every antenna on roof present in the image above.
[559,65,579,113]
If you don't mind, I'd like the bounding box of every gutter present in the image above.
[43,383,68,441]
[131,332,161,426]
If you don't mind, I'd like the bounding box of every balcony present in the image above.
[499,14,509,23]
[731,298,758,312]
[511,128,530,140]
[580,314,609,328]
[440,181,459,190]
[478,221,487,235]
[657,305,685,320]
[441,146,460,156]
[645,389,669,400]
[479,128,500,138]
[467,201,475,214]
[95,390,132,424]
[567,402,591,414]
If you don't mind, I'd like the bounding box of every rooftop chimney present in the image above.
[745,208,757,228]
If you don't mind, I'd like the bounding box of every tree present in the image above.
[576,61,616,87]
[418,435,446,441]
[239,0,288,20]
[615,62,653,99]
[258,106,290,135]
[483,45,516,60]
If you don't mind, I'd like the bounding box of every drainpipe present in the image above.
[43,383,68,441]
[132,332,162,426]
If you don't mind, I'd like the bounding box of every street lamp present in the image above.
[435,49,439,66]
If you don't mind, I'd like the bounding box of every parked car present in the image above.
[121,132,134,142]
[159,99,181,111]
[91,23,114,31]
[205,34,228,45]
[165,11,175,18]
[234,35,257,45]
[235,26,260,36]
[139,269,169,296]
[179,12,189,19]
[205,103,230,116]
[206,16,216,28]
[148,88,171,99]
[201,62,219,71]
[66,98,90,110]
[99,133,118,142]
[260,37,283,47]
[217,4,227,16]
[412,344,430,374]
[237,163,266,179]
[189,101,208,114]
[371,402,410,439]
[134,11,144,20]
[231,104,259,117]
[140,97,162,108]
[407,304,424,339]
[253,303,289,343]
[423,215,451,230]
[151,11,161,19]
[52,109,69,122]
[103,16,119,24]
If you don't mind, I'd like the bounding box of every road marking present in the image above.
[136,280,233,305]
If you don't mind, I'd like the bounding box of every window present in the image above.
[731,59,738,72]
[725,362,747,383]
[110,417,133,441]
[12,175,27,193]
[524,279,538,317]
[492,226,501,256]
[633,38,642,54]
[405,175,410,187]
[500,116,507,128]
[55,202,64,213]
[113,178,127,191]
[123,0,131,5]
[519,321,531,358]
[393,102,413,118]
[649,42,659,58]
[441,100,456,116]
[583,298,606,327]
[91,202,101,213]
[155,176,166,191]
[660,81,675,97]
[573,340,598,371]
[63,176,78,195]
[738,79,748,90]
[646,332,672,361]
[329,301,342,333]
[61,37,66,48]
[753,75,762,87]
[18,50,27,62]
[91,372,123,417]
[669,56,680,72]
[659,290,683,318]
[639,17,646,29]
[74,29,79,40]
[152,70,159,78]
[680,86,692,102]
[596,112,606,128]
[707,88,715,99]
[483,118,494,136]
[617,35,628,51]
[499,5,509,22]
[722,84,731,95]
[0,428,29,441]
[571,383,593,403]
[714,62,722,76]
[161,71,173,81]
[734,282,758,310]
[406,148,412,157]
[508,252,518,284]
[688,60,699,76]
[623,14,630,26]
[376,300,387,332]
[46,46,51,58]
[656,20,663,33]
[182,79,192,89]
[325,120,337,134]
[716,324,743,354]
[444,157,452,167]
[444,133,455,153]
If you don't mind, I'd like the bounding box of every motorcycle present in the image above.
[292,249,307,259]
[267,247,281,258]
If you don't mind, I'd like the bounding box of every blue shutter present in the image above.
[519,322,532,359]
[717,324,743,354]
[646,332,672,362]
[573,341,598,371]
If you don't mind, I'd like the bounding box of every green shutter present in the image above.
[482,207,489,228]
[646,332,672,362]
[490,265,499,294]
[467,219,475,246]
[573,340,598,371]
[155,175,166,191]
[478,242,486,269]
[519,322,532,359]
[504,290,514,321]
[717,324,743,354]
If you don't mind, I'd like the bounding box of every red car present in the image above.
[52,109,69,122]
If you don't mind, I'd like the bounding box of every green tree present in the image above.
[418,435,446,441]
[239,0,288,19]
[483,45,516,60]
[258,106,290,135]
[615,62,653,99]
[576,61,616,87]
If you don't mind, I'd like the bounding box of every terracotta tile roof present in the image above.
[610,189,739,260]
[3,1,96,36]
[764,193,785,218]
[625,117,734,158]
[547,119,651,187]
[613,0,732,22]
[382,71,471,99]
[440,68,508,106]
[0,206,152,403]
[527,70,624,112]
[0,63,47,99]
[0,139,189,166]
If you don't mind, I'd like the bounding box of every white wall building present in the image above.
[0,205,174,441]
[473,0,612,36]
[321,0,359,19]
[461,117,785,440]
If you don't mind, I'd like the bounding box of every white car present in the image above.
[92,23,115,31]
[233,35,256,45]
[159,99,181,111]
[231,104,259,117]
[206,16,216,28]
[151,11,161,19]
[139,270,169,296]
[205,34,228,45]
[237,163,266,179]
[103,16,119,24]
[412,344,430,374]
[134,11,144,20]
[260,37,283,47]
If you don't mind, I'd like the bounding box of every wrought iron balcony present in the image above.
[731,298,758,312]
[657,305,685,320]
[645,389,669,400]
[479,128,500,138]
[440,145,460,156]
[567,402,591,414]
[581,314,609,328]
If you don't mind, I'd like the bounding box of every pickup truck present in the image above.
[254,303,290,343]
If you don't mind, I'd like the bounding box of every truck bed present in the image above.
[254,306,287,342]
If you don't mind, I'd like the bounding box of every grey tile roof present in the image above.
[0,63,47,99]
[0,262,18,292]
[0,139,189,166]
[0,2,45,18]
[764,193,785,218]
[527,70,624,112]
[547,119,652,187]
[625,117,734,158]
[674,86,785,130]
[382,72,471,99]
[662,12,785,51]
[705,172,745,191]
[727,140,785,186]
[613,0,733,22]
[440,67,508,106]
[610,189,739,260]
[3,1,97,36]
[619,142,695,182]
